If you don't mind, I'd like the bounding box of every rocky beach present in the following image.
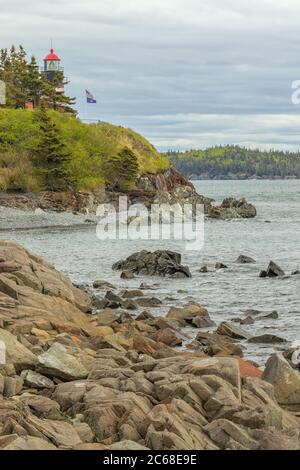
[0,237,299,451]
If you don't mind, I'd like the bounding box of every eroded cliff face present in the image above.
[0,167,257,219]
[137,167,194,192]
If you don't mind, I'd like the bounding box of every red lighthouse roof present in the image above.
[44,48,60,61]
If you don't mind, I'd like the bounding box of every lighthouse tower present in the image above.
[43,48,65,94]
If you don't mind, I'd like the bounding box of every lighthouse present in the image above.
[43,48,65,94]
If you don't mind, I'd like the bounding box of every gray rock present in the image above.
[262,353,300,406]
[248,334,286,344]
[22,370,54,390]
[113,250,191,278]
[37,343,88,381]
[235,255,256,264]
[216,322,249,340]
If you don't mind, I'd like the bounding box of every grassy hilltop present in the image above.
[0,109,170,192]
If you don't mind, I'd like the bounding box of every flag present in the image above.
[85,90,97,104]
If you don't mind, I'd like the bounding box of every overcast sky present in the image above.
[1,0,300,150]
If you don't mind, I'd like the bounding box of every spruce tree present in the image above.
[103,147,139,190]
[34,105,75,191]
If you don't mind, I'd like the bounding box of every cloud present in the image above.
[1,0,300,150]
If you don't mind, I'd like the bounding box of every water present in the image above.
[1,180,299,366]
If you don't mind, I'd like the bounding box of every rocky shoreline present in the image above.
[0,168,257,229]
[0,241,299,450]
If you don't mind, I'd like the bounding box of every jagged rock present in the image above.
[121,289,144,299]
[248,335,286,344]
[21,370,54,390]
[113,250,191,278]
[204,419,259,450]
[235,255,256,264]
[152,328,183,347]
[262,354,300,406]
[240,316,255,325]
[93,280,115,290]
[3,376,23,397]
[166,302,211,327]
[210,197,257,220]
[3,436,58,450]
[37,343,89,381]
[26,415,82,449]
[0,328,37,372]
[199,266,208,273]
[216,322,249,340]
[120,271,135,279]
[260,261,285,278]
[258,311,279,320]
[136,297,162,308]
[97,309,119,326]
[195,331,244,357]
[215,262,228,270]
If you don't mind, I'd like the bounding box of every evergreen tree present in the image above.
[34,105,75,190]
[103,147,139,190]
[0,45,75,112]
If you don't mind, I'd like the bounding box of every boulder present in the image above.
[216,322,249,340]
[248,335,286,344]
[166,303,211,327]
[3,436,57,450]
[195,331,243,357]
[215,262,228,270]
[260,261,285,278]
[21,370,54,390]
[0,328,37,371]
[235,255,256,264]
[37,343,89,381]
[121,271,135,279]
[113,250,191,278]
[93,280,115,290]
[204,419,259,450]
[262,354,300,406]
[136,297,162,308]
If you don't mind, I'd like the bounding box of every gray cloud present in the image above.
[1,0,300,150]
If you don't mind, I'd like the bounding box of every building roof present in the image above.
[44,48,60,61]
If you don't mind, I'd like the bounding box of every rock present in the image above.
[20,395,60,415]
[204,419,259,450]
[152,328,183,347]
[235,255,256,264]
[260,261,285,278]
[121,299,138,311]
[97,309,119,326]
[113,250,191,278]
[26,415,82,449]
[199,266,208,273]
[212,197,257,220]
[195,331,244,357]
[216,322,249,340]
[292,270,300,275]
[121,271,135,279]
[166,302,210,326]
[73,422,94,443]
[136,297,162,308]
[235,358,262,378]
[0,328,37,372]
[37,343,89,381]
[240,316,255,325]
[248,335,286,344]
[258,311,279,320]
[3,436,57,450]
[192,316,216,328]
[3,376,23,397]
[262,353,300,406]
[121,289,144,299]
[21,370,54,390]
[93,280,115,290]
[215,262,228,269]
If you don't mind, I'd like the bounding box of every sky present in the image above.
[1,0,300,151]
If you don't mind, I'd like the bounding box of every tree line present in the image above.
[0,45,75,112]
[167,146,300,179]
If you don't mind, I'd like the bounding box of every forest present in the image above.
[168,146,300,179]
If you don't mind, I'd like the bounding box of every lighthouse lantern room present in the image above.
[43,48,65,94]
